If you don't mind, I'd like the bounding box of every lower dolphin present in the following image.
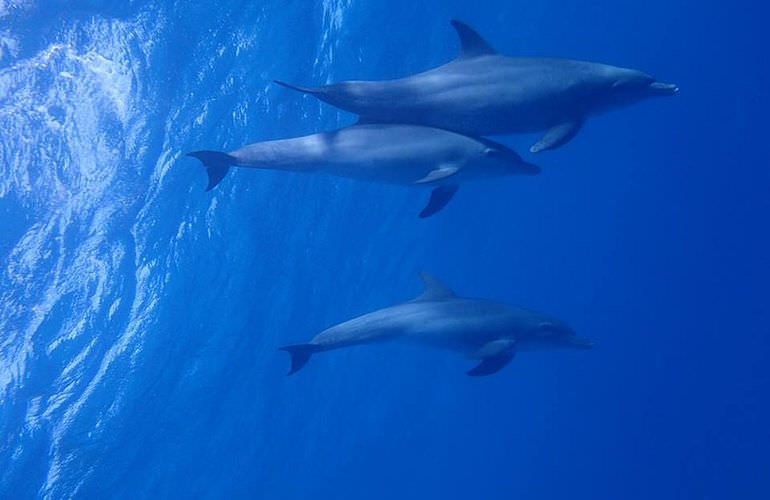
[280,273,592,376]
[187,124,538,217]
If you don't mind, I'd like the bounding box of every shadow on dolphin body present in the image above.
[276,20,678,153]
[280,273,592,376]
[187,124,538,218]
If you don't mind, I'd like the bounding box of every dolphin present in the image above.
[187,123,538,217]
[280,273,592,376]
[275,20,679,153]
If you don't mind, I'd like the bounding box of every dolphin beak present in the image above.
[649,81,679,96]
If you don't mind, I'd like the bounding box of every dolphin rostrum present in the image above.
[276,20,679,153]
[280,273,592,376]
[187,124,538,217]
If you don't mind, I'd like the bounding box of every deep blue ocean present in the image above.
[1,1,769,498]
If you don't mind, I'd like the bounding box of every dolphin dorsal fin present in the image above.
[413,272,456,302]
[451,20,497,59]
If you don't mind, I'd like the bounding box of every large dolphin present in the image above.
[276,20,679,153]
[280,273,592,376]
[187,123,538,217]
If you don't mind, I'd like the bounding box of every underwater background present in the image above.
[1,0,769,498]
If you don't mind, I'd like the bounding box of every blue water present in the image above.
[1,1,769,498]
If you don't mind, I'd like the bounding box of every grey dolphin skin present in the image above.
[187,124,538,217]
[280,273,592,376]
[275,20,679,153]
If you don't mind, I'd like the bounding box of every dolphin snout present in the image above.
[649,81,679,96]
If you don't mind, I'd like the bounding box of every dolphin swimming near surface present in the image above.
[187,123,538,217]
[275,20,679,153]
[280,273,592,376]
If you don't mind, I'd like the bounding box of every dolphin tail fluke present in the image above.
[186,151,237,191]
[279,344,317,375]
[274,80,322,95]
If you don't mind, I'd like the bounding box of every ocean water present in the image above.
[1,0,769,498]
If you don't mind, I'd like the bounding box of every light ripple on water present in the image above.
[0,9,167,498]
[0,1,356,496]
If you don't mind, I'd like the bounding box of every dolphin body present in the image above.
[187,124,538,217]
[280,273,592,376]
[276,20,679,153]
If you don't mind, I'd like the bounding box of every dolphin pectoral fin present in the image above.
[450,20,497,59]
[530,119,584,153]
[467,340,517,376]
[415,166,460,184]
[279,344,317,375]
[470,339,516,359]
[414,163,463,217]
[419,184,459,218]
[467,350,516,377]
